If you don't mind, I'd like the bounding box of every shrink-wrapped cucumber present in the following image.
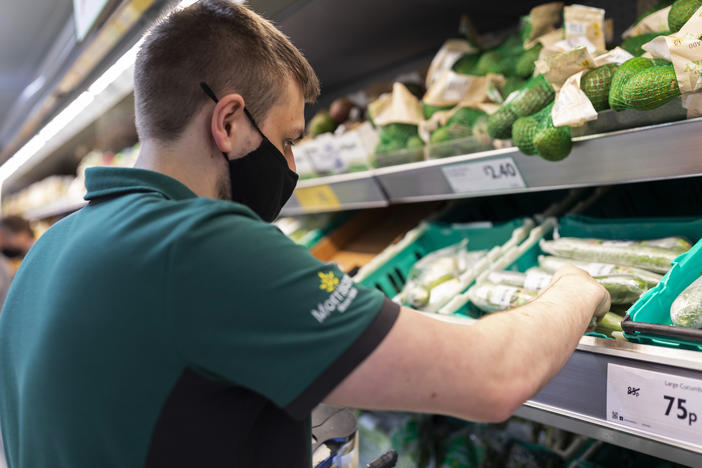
[539,238,682,273]
[670,276,702,328]
[538,256,663,288]
[468,282,537,313]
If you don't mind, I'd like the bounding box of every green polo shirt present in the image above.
[0,167,398,468]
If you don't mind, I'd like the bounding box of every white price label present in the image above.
[607,364,702,447]
[336,131,370,166]
[490,285,518,308]
[442,157,526,194]
[565,21,588,37]
[524,271,553,291]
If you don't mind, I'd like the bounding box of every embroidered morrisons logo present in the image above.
[311,271,358,323]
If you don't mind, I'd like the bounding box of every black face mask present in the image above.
[200,82,298,222]
[2,248,24,259]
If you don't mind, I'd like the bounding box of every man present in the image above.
[0,216,34,309]
[0,1,609,467]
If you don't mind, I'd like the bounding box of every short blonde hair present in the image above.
[134,0,320,141]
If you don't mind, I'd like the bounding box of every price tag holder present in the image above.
[606,363,702,447]
[295,185,341,211]
[442,157,527,194]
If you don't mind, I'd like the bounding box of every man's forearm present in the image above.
[469,275,603,415]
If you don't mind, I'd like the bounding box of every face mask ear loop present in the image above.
[200,82,229,160]
[242,107,265,139]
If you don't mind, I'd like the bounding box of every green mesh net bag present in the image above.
[515,43,543,78]
[501,76,527,99]
[621,64,681,110]
[669,0,702,32]
[581,63,619,112]
[447,107,487,127]
[608,57,670,111]
[510,74,555,117]
[511,103,571,160]
[486,104,519,139]
[512,116,541,155]
[375,123,420,154]
[534,112,572,162]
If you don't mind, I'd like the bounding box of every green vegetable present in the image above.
[540,238,680,273]
[538,255,663,288]
[671,276,702,328]
[608,57,670,111]
[532,106,572,162]
[621,32,669,56]
[452,53,481,75]
[501,76,527,100]
[486,104,519,139]
[308,112,336,136]
[641,236,692,253]
[448,108,486,127]
[515,43,543,78]
[512,116,540,155]
[621,64,681,110]
[510,74,555,117]
[668,0,702,32]
[597,275,648,305]
[406,135,425,149]
[423,103,452,119]
[581,64,619,112]
[596,312,624,337]
[375,123,420,155]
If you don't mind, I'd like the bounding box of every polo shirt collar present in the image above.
[84,167,198,201]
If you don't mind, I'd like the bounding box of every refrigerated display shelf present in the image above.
[517,336,702,467]
[280,117,702,215]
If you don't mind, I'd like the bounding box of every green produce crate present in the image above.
[445,216,702,335]
[623,241,702,352]
[355,218,533,305]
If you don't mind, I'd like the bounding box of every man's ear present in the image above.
[210,93,246,154]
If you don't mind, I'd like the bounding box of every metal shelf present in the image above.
[280,117,702,216]
[280,171,388,216]
[375,117,702,204]
[515,336,702,466]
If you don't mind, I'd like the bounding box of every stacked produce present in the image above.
[400,240,487,313]
[468,236,692,338]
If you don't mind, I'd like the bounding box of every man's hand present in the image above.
[549,264,611,321]
[325,264,612,423]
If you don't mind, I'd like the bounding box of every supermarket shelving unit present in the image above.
[2,0,701,464]
[280,117,702,215]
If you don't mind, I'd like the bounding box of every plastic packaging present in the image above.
[539,237,682,273]
[401,241,487,313]
[468,282,538,313]
[670,275,702,328]
[538,255,663,288]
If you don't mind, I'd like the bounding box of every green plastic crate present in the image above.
[449,215,702,334]
[624,241,702,352]
[356,219,530,300]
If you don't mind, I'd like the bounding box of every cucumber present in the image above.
[670,276,702,328]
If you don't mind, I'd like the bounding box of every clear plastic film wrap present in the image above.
[538,237,687,273]
[487,270,554,291]
[537,255,663,288]
[401,241,487,313]
[468,282,537,313]
[670,275,702,329]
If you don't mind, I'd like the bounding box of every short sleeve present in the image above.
[169,203,399,419]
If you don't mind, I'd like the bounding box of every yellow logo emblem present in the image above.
[318,271,339,293]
